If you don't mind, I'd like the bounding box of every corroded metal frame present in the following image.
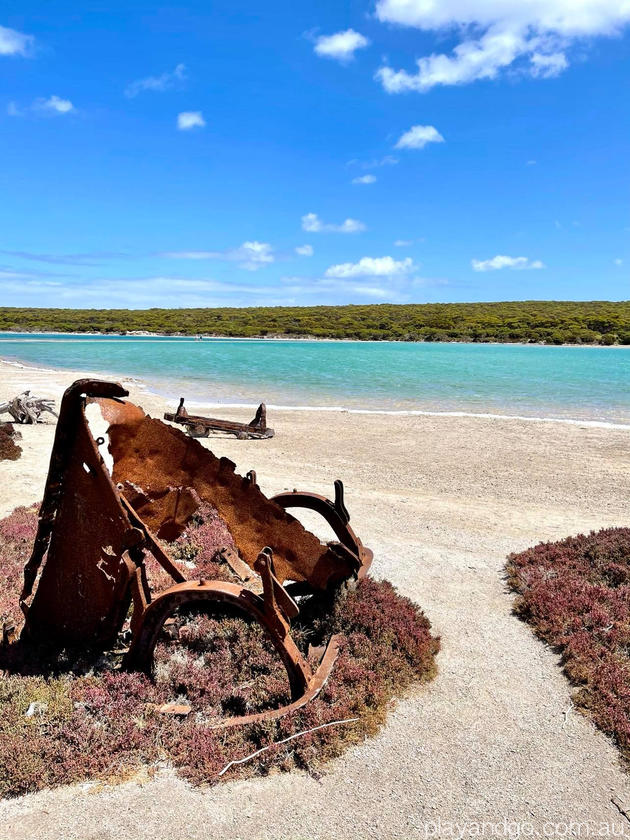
[18,379,372,727]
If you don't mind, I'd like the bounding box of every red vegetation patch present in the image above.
[506,527,630,760]
[0,424,21,462]
[0,505,439,798]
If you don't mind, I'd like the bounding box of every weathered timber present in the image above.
[0,391,57,424]
[164,398,274,439]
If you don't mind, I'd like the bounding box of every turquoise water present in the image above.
[2,334,630,424]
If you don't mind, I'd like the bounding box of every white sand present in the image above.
[2,358,630,839]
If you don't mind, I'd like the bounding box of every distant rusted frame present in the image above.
[164,397,273,439]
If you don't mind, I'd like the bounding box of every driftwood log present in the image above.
[0,391,58,424]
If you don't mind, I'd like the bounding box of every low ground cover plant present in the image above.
[506,528,630,760]
[0,505,439,798]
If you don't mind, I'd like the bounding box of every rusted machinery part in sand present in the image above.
[164,397,274,439]
[17,378,372,727]
[0,422,22,461]
[0,391,58,424]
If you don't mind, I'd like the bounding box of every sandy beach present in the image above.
[1,357,630,839]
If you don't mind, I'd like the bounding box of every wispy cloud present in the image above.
[395,125,444,150]
[0,24,34,57]
[8,95,76,117]
[125,63,186,98]
[301,212,366,233]
[177,111,205,130]
[325,256,414,278]
[375,0,630,92]
[472,255,545,271]
[352,174,377,185]
[0,249,127,265]
[347,155,398,169]
[162,241,274,271]
[34,95,75,114]
[313,29,369,62]
[295,244,314,256]
[282,272,445,304]
[0,274,292,309]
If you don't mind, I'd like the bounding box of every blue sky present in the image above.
[1,1,629,309]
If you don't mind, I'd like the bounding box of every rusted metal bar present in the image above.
[164,398,273,439]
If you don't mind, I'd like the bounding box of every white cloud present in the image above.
[163,241,274,271]
[395,124,444,150]
[472,255,545,271]
[9,96,76,117]
[177,111,205,130]
[394,239,413,247]
[374,0,630,91]
[352,174,377,185]
[301,212,366,233]
[125,63,186,97]
[237,241,274,270]
[0,24,33,57]
[325,256,414,278]
[34,95,75,114]
[295,244,314,256]
[530,51,568,77]
[314,29,369,62]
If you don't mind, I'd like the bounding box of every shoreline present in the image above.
[0,329,628,348]
[1,355,629,431]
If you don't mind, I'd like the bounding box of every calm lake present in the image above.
[2,334,630,425]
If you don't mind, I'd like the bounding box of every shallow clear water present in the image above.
[2,334,630,425]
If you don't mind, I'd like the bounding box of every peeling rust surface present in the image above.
[18,378,372,727]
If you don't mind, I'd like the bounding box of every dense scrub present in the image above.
[0,505,439,798]
[2,300,630,344]
[506,528,630,761]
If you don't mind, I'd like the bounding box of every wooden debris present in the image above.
[164,398,274,439]
[0,391,57,424]
[217,717,359,777]
[612,796,630,825]
[157,703,192,717]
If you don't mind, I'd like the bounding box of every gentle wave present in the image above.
[178,399,630,430]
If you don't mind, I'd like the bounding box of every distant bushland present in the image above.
[2,301,630,344]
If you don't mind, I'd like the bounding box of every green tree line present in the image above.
[2,301,630,344]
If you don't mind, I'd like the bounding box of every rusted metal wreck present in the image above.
[18,379,372,726]
[164,397,273,439]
